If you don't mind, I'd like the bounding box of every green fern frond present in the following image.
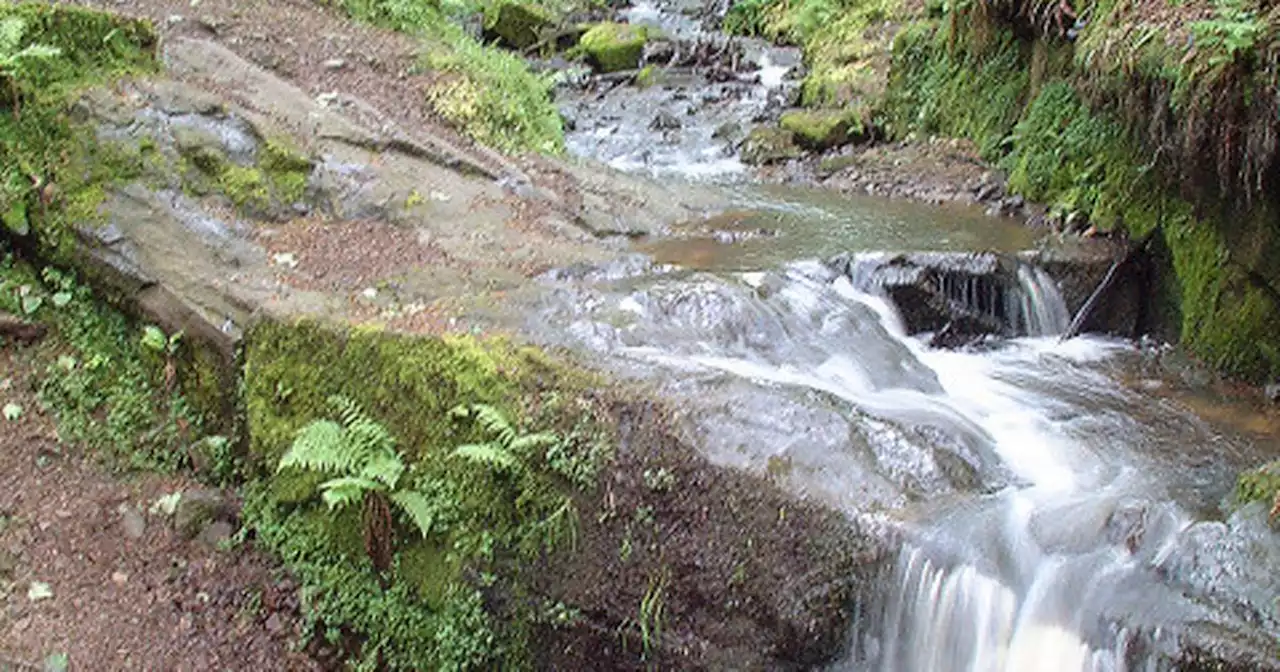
[319,476,383,509]
[467,404,518,448]
[359,449,405,490]
[12,44,59,62]
[510,432,560,453]
[0,18,25,55]
[389,490,437,538]
[453,442,519,471]
[278,419,351,474]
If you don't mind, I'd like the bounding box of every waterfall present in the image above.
[533,256,1276,672]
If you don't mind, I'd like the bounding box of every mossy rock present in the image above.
[739,126,802,165]
[778,108,867,151]
[579,22,648,73]
[483,1,553,51]
[1234,461,1280,510]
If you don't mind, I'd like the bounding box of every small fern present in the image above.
[0,17,62,118]
[277,395,440,573]
[450,403,560,473]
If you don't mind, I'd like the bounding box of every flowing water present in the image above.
[547,2,1280,666]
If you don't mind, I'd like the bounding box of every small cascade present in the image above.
[833,252,1072,339]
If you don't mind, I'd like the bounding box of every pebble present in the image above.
[121,507,146,540]
[111,571,129,586]
[324,58,347,71]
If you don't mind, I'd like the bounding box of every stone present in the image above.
[739,126,801,165]
[778,108,867,152]
[649,110,682,131]
[173,489,232,540]
[1265,383,1280,403]
[121,507,146,540]
[323,58,347,70]
[197,520,235,548]
[483,1,553,51]
[579,22,648,73]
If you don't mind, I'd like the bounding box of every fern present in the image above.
[453,443,520,471]
[276,395,440,556]
[0,17,61,118]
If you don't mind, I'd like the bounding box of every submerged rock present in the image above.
[579,22,648,73]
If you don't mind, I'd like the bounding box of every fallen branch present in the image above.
[1059,224,1163,343]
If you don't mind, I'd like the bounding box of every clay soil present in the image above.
[0,345,319,671]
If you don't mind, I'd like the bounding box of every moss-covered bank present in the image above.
[785,1,1280,383]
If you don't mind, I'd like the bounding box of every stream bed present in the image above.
[542,1,1280,668]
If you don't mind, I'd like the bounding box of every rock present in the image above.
[1265,383,1280,403]
[111,570,129,585]
[483,1,553,51]
[323,58,347,71]
[579,22,648,73]
[739,127,801,165]
[712,121,743,143]
[778,108,867,152]
[264,612,285,635]
[173,489,233,540]
[649,110,682,131]
[121,507,146,540]
[197,520,235,548]
[0,311,47,345]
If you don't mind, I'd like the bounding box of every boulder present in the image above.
[579,22,648,73]
[739,126,801,165]
[483,1,553,51]
[778,108,867,152]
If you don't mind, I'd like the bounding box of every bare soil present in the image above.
[0,345,318,671]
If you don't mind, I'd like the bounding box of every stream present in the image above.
[544,2,1280,669]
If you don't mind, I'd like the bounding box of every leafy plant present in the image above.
[277,395,440,579]
[449,403,558,473]
[0,16,60,118]
[1190,4,1264,71]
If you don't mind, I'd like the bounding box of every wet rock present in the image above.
[778,108,867,151]
[712,120,743,143]
[483,1,553,51]
[739,127,801,165]
[649,110,682,131]
[173,489,234,540]
[579,22,648,73]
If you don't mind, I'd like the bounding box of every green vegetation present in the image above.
[242,319,616,669]
[779,107,866,150]
[1235,460,1280,513]
[323,0,564,154]
[178,135,314,219]
[0,255,206,471]
[0,2,157,258]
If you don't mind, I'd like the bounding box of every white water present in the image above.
[538,253,1276,670]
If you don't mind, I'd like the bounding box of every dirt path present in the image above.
[0,346,318,671]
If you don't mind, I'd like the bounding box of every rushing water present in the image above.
[530,254,1279,671]
[547,2,1278,665]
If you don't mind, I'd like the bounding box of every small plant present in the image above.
[0,16,61,118]
[277,395,439,581]
[449,403,558,473]
[638,571,667,661]
[642,467,675,493]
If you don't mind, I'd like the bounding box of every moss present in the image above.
[739,126,802,165]
[240,317,618,669]
[484,1,553,51]
[778,107,866,151]
[635,64,659,88]
[0,3,157,260]
[578,22,648,73]
[1235,461,1280,509]
[175,135,313,217]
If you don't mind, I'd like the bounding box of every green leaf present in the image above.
[359,449,405,489]
[140,325,167,352]
[453,443,519,471]
[27,581,53,602]
[277,420,346,473]
[389,490,437,538]
[2,402,21,421]
[319,476,382,510]
[51,291,72,308]
[43,651,69,672]
[150,491,182,516]
[20,294,42,315]
[3,200,28,236]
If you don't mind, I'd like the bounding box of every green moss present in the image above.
[328,0,564,154]
[241,318,617,669]
[779,107,866,150]
[1235,461,1280,509]
[634,64,659,88]
[739,126,802,165]
[578,22,647,73]
[176,135,313,217]
[484,1,553,50]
